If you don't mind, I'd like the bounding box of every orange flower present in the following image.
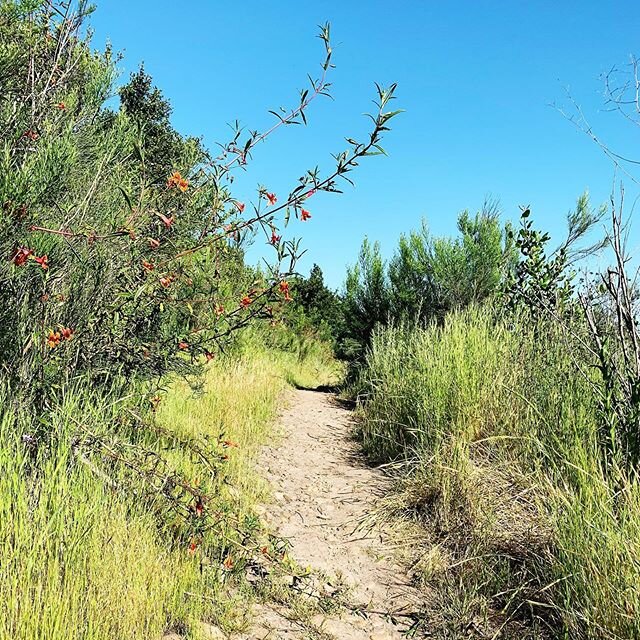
[279,281,292,302]
[240,295,252,308]
[142,260,154,272]
[148,238,160,249]
[167,171,188,192]
[222,440,238,448]
[205,350,215,362]
[300,209,311,221]
[56,102,66,110]
[12,247,32,266]
[166,171,182,188]
[265,192,277,206]
[47,330,61,349]
[60,327,74,340]
[32,254,49,270]
[223,555,234,570]
[260,546,269,556]
[23,130,38,141]
[236,201,245,213]
[159,275,175,288]
[215,304,225,316]
[178,341,189,350]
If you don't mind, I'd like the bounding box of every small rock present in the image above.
[200,622,226,639]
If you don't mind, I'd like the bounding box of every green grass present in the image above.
[0,331,337,640]
[356,307,640,639]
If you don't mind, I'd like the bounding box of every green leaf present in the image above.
[118,186,134,211]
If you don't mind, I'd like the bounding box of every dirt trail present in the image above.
[241,389,424,640]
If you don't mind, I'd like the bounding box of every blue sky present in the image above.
[91,1,640,288]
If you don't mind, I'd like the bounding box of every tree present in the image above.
[389,202,511,324]
[340,239,390,361]
[291,264,343,339]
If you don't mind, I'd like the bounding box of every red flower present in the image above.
[265,192,277,206]
[270,230,281,245]
[148,238,160,250]
[157,213,174,229]
[159,275,175,288]
[188,540,198,554]
[305,189,316,198]
[195,499,204,516]
[279,280,292,302]
[236,202,245,213]
[60,327,74,340]
[178,341,189,350]
[23,130,38,141]
[215,304,225,316]
[205,351,215,362]
[12,247,32,266]
[300,209,311,221]
[56,102,66,110]
[142,260,154,272]
[32,254,49,270]
[240,295,252,308]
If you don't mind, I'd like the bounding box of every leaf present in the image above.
[118,186,134,211]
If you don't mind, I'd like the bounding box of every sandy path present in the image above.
[242,389,424,640]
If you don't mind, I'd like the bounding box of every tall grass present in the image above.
[0,332,335,640]
[357,307,640,639]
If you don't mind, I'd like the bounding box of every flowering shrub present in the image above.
[0,1,399,409]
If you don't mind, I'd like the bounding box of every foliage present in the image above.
[502,193,605,319]
[0,1,395,636]
[0,0,399,407]
[287,264,344,345]
[389,202,511,322]
[356,308,640,638]
[0,338,336,640]
[340,238,390,363]
[339,204,510,368]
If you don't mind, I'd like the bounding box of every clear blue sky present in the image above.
[91,1,640,288]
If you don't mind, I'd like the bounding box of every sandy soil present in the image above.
[240,389,424,640]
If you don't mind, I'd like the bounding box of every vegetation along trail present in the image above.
[243,389,424,639]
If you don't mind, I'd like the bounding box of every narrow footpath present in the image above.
[242,389,424,640]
